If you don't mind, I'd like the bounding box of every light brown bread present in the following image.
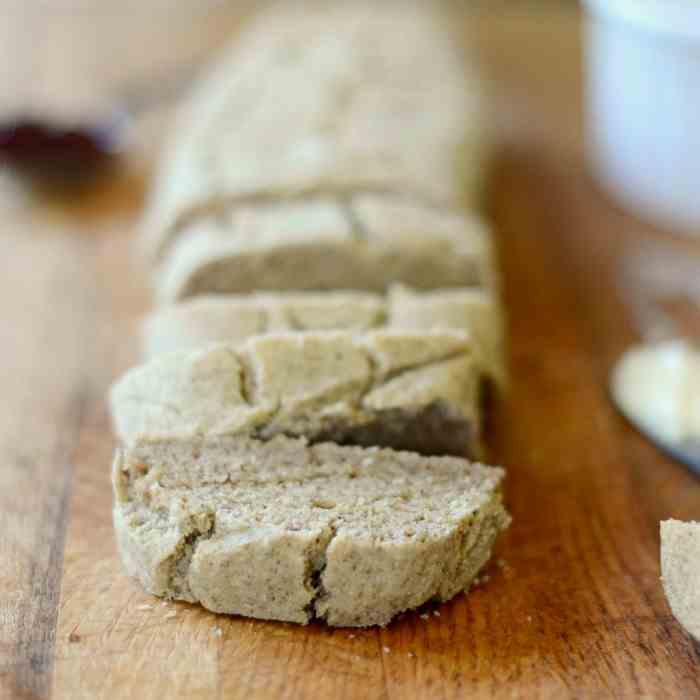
[143,291,384,358]
[110,330,485,458]
[143,285,506,387]
[141,1,488,265]
[661,519,700,641]
[153,197,494,303]
[113,435,510,627]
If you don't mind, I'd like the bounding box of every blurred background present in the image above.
[1,0,697,255]
[0,0,257,188]
[0,1,584,198]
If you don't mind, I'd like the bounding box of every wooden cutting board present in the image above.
[2,9,699,700]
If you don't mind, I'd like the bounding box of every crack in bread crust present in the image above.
[305,522,338,623]
[165,514,215,601]
[338,197,369,244]
[242,338,481,456]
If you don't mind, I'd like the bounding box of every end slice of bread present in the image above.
[661,519,700,641]
[113,435,509,627]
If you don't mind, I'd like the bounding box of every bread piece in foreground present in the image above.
[661,519,700,641]
[143,285,506,387]
[111,330,484,458]
[113,435,509,627]
[141,0,488,264]
[153,197,494,303]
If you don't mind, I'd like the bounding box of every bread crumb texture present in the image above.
[113,435,510,627]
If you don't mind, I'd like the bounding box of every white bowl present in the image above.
[582,0,700,234]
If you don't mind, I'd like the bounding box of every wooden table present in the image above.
[2,7,699,699]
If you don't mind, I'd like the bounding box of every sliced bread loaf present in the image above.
[113,435,509,626]
[110,330,484,458]
[661,519,700,641]
[143,285,505,387]
[141,1,488,265]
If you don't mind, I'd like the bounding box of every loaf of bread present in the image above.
[143,285,506,387]
[112,0,509,629]
[111,330,485,458]
[661,519,700,641]
[141,0,491,301]
[113,435,510,626]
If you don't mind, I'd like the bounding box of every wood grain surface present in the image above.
[1,6,699,699]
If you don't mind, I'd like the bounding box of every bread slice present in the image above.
[661,519,700,641]
[141,0,488,265]
[113,435,509,627]
[153,197,494,303]
[110,330,484,458]
[143,285,506,387]
[143,290,385,360]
